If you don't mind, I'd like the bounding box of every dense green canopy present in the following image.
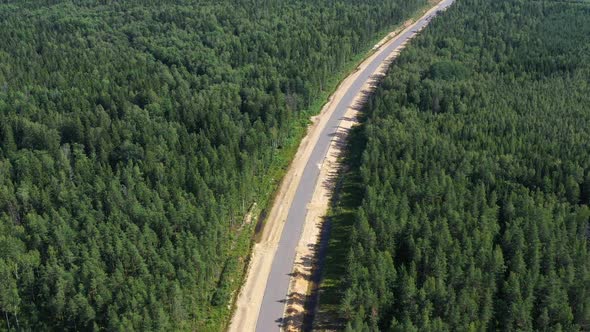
[326,0,590,330]
[0,0,427,330]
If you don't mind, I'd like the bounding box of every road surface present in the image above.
[235,0,456,330]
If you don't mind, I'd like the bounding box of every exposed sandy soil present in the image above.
[283,3,448,330]
[228,2,444,331]
[282,34,405,332]
[281,98,359,332]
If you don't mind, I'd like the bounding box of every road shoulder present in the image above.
[228,1,447,330]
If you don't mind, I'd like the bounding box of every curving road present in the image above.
[255,0,455,330]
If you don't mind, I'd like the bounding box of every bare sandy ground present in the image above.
[282,28,410,332]
[229,3,444,331]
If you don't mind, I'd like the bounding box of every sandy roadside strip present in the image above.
[281,11,437,332]
[229,2,446,331]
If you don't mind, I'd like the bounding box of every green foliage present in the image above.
[428,60,468,81]
[324,0,590,330]
[0,0,428,330]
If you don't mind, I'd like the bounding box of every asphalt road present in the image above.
[255,0,455,330]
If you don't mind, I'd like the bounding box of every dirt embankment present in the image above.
[282,2,448,330]
[229,1,447,330]
[282,36,406,332]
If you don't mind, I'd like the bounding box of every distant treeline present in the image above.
[0,0,427,330]
[332,0,590,330]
